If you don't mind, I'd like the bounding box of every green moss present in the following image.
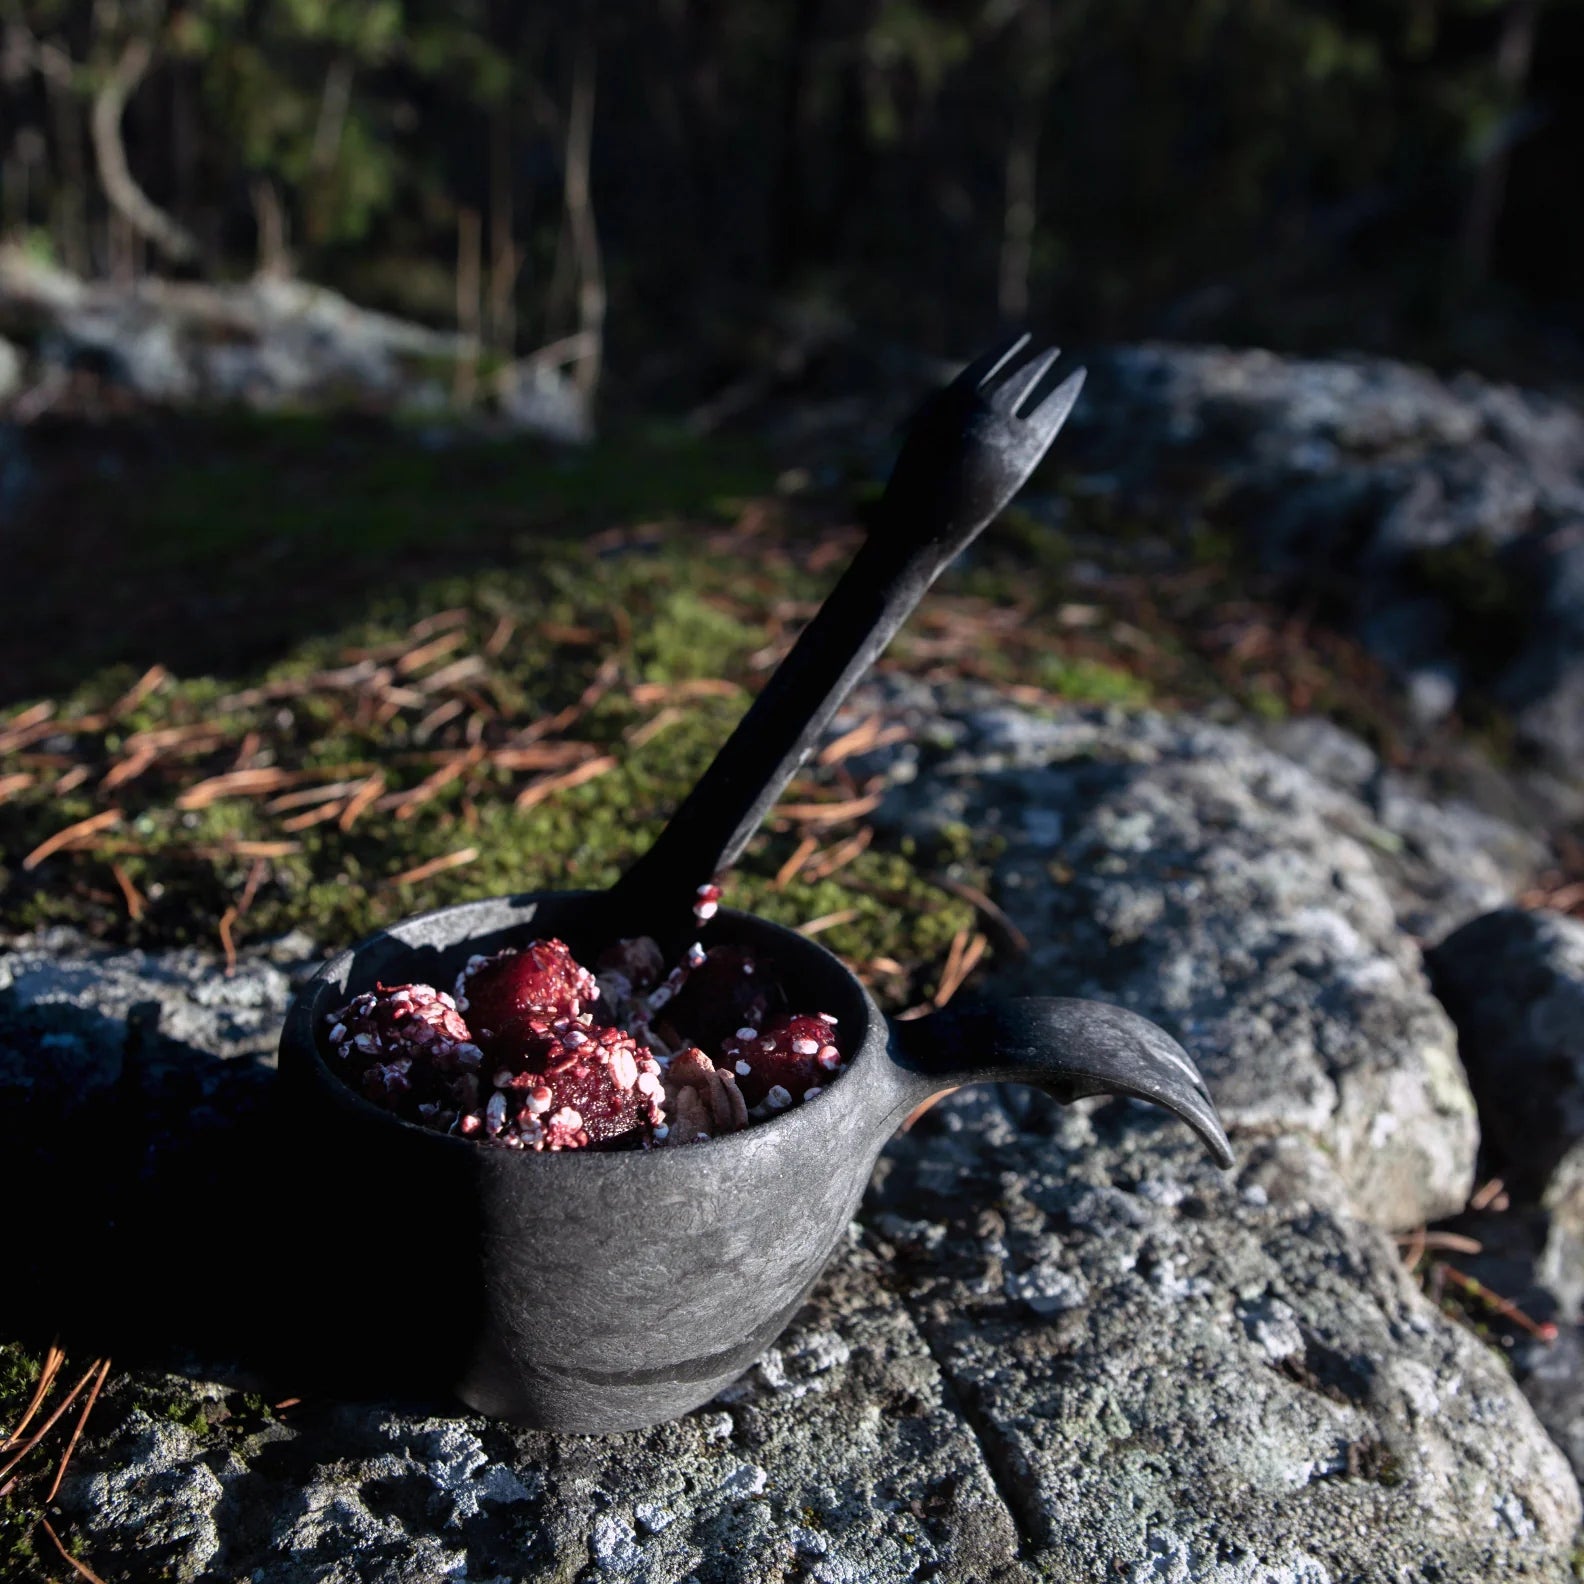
[1032,654,1153,706]
[0,1346,45,1574]
[1248,686,1288,722]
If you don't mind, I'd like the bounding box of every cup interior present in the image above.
[291,890,881,1152]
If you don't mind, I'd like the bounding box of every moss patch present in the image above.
[2,411,1420,996]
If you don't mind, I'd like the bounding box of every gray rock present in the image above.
[1260,719,1544,940]
[495,357,594,443]
[1521,1325,1584,1489]
[0,926,299,1077]
[0,250,467,415]
[9,867,1581,1579]
[57,1235,1027,1584]
[869,695,1480,1229]
[1069,345,1584,781]
[870,1091,1580,1581]
[1427,908,1584,1196]
[0,334,21,401]
[1540,1141,1584,1325]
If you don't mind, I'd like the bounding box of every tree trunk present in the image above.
[90,35,198,266]
[1462,0,1542,283]
[250,176,290,278]
[488,105,520,355]
[563,30,604,409]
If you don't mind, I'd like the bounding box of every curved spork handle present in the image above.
[885,996,1234,1168]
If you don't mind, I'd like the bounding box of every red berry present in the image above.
[455,939,599,1057]
[495,1018,666,1149]
[594,935,666,993]
[720,1012,842,1111]
[665,946,783,1059]
[324,982,483,1121]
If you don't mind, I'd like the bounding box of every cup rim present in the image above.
[284,892,890,1169]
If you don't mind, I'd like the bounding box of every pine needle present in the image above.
[514,756,616,811]
[775,793,883,826]
[36,1517,110,1584]
[774,834,821,890]
[109,863,145,922]
[385,847,480,888]
[22,810,122,871]
[3,1343,63,1449]
[45,1358,111,1503]
[0,1358,104,1486]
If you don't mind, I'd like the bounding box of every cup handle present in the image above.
[885,996,1234,1168]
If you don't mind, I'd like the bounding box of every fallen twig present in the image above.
[396,630,469,676]
[804,826,874,884]
[624,707,684,749]
[417,656,488,695]
[934,931,989,1008]
[627,679,740,707]
[338,772,387,831]
[177,768,301,809]
[489,742,597,772]
[933,875,1030,957]
[99,747,157,792]
[817,715,908,768]
[218,906,239,974]
[775,792,883,826]
[1395,1230,1483,1257]
[280,801,347,832]
[385,752,482,821]
[409,607,471,640]
[265,780,363,814]
[798,908,859,938]
[483,614,516,657]
[237,858,268,917]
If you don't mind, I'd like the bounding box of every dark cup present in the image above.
[277,892,1228,1433]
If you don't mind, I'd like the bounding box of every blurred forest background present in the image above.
[1,0,1581,410]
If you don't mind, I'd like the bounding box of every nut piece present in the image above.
[660,1046,749,1145]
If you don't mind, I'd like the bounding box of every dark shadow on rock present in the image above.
[0,987,485,1411]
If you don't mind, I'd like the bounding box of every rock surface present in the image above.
[1427,907,1584,1196]
[866,685,1487,1229]
[1069,345,1584,781]
[1,932,1578,1581]
[0,248,589,441]
[3,697,1580,1580]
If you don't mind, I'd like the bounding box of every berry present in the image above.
[665,946,783,1059]
[455,939,599,1057]
[324,982,482,1121]
[720,1012,842,1110]
[495,1018,666,1149]
[595,935,666,993]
